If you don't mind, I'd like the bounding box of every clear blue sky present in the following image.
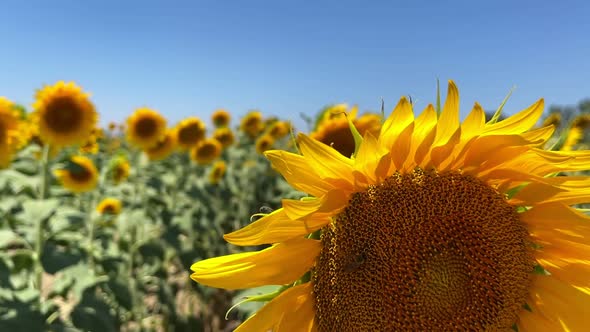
[1,0,589,131]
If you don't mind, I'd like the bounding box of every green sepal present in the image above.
[225,285,289,319]
[489,87,515,124]
[348,114,363,158]
[523,302,532,312]
[436,78,441,117]
[533,264,551,276]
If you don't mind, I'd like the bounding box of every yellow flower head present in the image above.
[209,160,227,185]
[54,155,98,193]
[191,81,590,331]
[0,97,23,168]
[561,114,590,151]
[190,138,221,165]
[212,109,231,128]
[126,107,167,149]
[255,134,274,154]
[212,127,235,148]
[240,111,264,138]
[96,197,122,215]
[110,157,130,184]
[311,105,381,158]
[267,121,291,139]
[145,129,176,161]
[32,81,98,147]
[174,117,206,149]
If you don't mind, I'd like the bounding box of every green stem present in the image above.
[35,144,51,302]
[86,191,98,273]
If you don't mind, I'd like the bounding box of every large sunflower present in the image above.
[311,105,381,157]
[54,156,98,193]
[0,97,22,168]
[175,117,206,149]
[191,81,590,331]
[32,81,97,147]
[126,107,167,149]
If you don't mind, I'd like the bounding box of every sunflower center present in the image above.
[196,143,217,159]
[312,169,533,331]
[178,123,203,145]
[135,118,157,138]
[44,97,83,133]
[69,164,93,182]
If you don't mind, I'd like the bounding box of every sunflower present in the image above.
[212,127,235,148]
[240,111,264,138]
[255,134,274,154]
[190,138,221,165]
[311,105,381,157]
[561,114,590,151]
[0,97,23,168]
[54,156,98,193]
[126,107,167,149]
[174,117,206,149]
[209,160,227,185]
[212,109,231,128]
[96,197,122,215]
[541,112,561,129]
[110,157,130,184]
[32,81,97,147]
[108,122,117,131]
[145,129,176,161]
[191,81,590,331]
[267,121,291,139]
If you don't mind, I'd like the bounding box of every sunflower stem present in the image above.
[86,191,98,273]
[35,144,51,305]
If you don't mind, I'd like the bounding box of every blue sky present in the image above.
[1,0,589,131]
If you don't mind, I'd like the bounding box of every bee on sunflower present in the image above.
[31,81,98,147]
[126,107,167,149]
[174,117,206,150]
[54,156,98,193]
[191,81,590,331]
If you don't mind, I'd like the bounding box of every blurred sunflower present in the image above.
[255,134,274,154]
[96,197,122,215]
[32,81,97,147]
[191,138,221,165]
[311,104,381,158]
[209,160,226,185]
[0,97,22,168]
[110,157,130,184]
[541,112,561,129]
[145,129,176,161]
[212,127,235,148]
[240,111,263,138]
[108,122,117,131]
[561,114,590,151]
[267,121,291,139]
[175,117,206,149]
[54,156,98,193]
[191,81,590,331]
[126,107,167,149]
[212,109,231,128]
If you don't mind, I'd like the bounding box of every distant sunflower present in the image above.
[209,160,227,184]
[267,121,291,139]
[212,127,235,148]
[111,157,130,184]
[255,134,274,154]
[108,122,117,131]
[191,138,221,165]
[562,114,590,151]
[175,117,206,149]
[311,105,381,157]
[0,97,22,168]
[96,197,122,215]
[54,156,98,193]
[32,81,97,147]
[191,81,590,331]
[145,130,176,161]
[240,111,263,138]
[541,112,561,129]
[126,107,167,149]
[212,109,231,128]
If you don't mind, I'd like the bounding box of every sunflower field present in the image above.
[1,80,590,331]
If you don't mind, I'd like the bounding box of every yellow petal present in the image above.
[297,134,355,190]
[404,104,437,170]
[517,304,561,331]
[434,80,460,145]
[391,122,414,170]
[190,237,320,289]
[235,283,315,332]
[461,102,486,139]
[224,208,330,246]
[265,150,335,197]
[483,98,545,135]
[282,190,349,220]
[380,97,414,149]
